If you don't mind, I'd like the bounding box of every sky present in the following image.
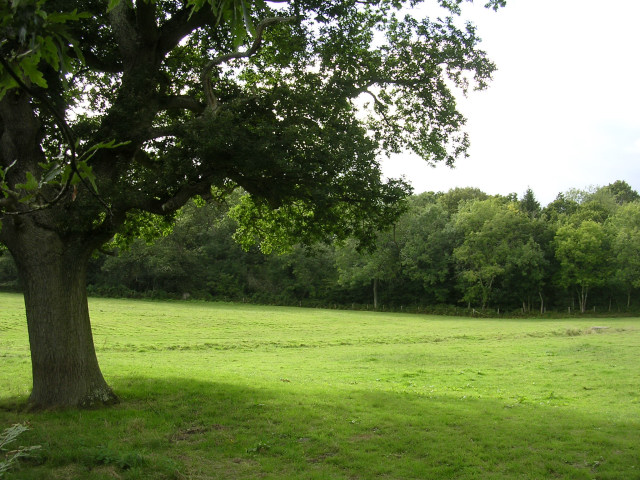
[380,0,640,206]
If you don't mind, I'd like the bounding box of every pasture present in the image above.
[1,292,639,479]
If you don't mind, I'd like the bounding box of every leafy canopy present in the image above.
[1,0,501,250]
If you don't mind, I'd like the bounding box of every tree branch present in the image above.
[75,50,122,74]
[361,89,395,129]
[108,1,138,62]
[135,0,158,47]
[119,172,221,216]
[159,95,205,114]
[204,16,297,70]
[157,7,216,58]
[160,175,220,213]
[201,15,297,111]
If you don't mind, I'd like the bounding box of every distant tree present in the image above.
[563,187,597,205]
[335,229,402,309]
[498,236,547,313]
[557,189,618,226]
[0,250,18,289]
[437,187,489,215]
[607,202,640,308]
[554,220,611,313]
[603,180,640,205]
[499,192,518,203]
[543,193,579,222]
[400,199,454,303]
[519,188,541,218]
[452,198,545,310]
[279,245,340,303]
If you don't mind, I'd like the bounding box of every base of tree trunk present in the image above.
[28,386,119,410]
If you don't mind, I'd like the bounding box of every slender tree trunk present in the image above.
[579,285,588,314]
[4,217,118,409]
[373,277,379,309]
[481,277,493,311]
[539,291,544,314]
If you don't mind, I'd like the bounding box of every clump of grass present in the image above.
[565,326,612,336]
[565,328,584,336]
[88,448,147,470]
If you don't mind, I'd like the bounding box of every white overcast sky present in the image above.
[380,0,640,206]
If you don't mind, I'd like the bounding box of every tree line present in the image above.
[4,180,636,315]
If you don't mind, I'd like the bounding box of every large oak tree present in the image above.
[0,0,500,408]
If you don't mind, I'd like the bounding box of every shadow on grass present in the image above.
[1,376,638,480]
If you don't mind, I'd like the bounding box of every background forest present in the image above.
[2,180,639,315]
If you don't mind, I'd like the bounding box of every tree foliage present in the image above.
[0,0,500,238]
[554,221,611,313]
[607,202,640,306]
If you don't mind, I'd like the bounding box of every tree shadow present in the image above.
[1,375,638,479]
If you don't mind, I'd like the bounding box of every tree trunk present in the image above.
[579,285,588,314]
[373,277,379,310]
[539,291,544,314]
[4,217,118,409]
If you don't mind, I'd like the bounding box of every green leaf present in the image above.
[107,0,122,12]
[76,161,99,193]
[15,172,39,192]
[19,56,48,88]
[241,0,255,36]
[39,35,60,71]
[41,163,64,184]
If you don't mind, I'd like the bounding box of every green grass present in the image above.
[1,292,639,479]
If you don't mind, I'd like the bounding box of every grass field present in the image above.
[1,292,639,479]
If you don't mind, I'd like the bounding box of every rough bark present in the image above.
[2,215,118,409]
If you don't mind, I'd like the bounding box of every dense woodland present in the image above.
[2,180,638,315]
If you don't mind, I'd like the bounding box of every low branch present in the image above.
[160,175,219,213]
[123,173,219,216]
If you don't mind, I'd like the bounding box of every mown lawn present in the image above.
[1,292,639,479]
